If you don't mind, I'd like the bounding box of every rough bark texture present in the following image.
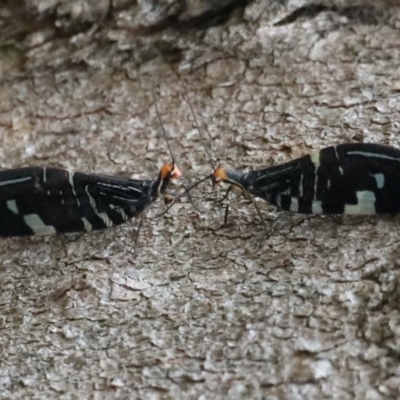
[1,0,400,399]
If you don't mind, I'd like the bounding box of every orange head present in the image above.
[160,162,182,180]
[157,162,182,199]
[212,166,228,186]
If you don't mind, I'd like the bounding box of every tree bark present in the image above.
[1,1,400,398]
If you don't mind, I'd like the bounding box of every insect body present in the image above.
[0,163,181,237]
[212,143,400,215]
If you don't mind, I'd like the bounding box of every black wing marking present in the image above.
[0,167,156,236]
[243,157,308,198]
[243,144,400,215]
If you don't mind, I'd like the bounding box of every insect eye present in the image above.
[169,165,182,179]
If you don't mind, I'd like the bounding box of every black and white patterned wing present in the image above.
[0,167,155,236]
[244,143,400,215]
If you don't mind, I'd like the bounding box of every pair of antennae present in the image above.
[150,83,226,219]
[153,83,268,231]
[181,83,268,229]
[153,82,215,171]
[152,84,201,214]
[156,83,217,214]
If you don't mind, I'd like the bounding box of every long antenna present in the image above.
[152,85,175,165]
[151,84,204,216]
[181,80,215,170]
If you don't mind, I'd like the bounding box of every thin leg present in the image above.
[212,185,233,229]
[215,185,233,204]
[181,183,201,212]
[213,204,232,231]
[241,190,268,230]
[154,181,204,219]
[252,198,268,230]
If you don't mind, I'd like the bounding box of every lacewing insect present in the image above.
[181,87,400,218]
[0,99,181,237]
[0,164,181,237]
[212,143,400,216]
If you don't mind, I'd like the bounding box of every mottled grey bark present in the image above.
[1,0,400,399]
